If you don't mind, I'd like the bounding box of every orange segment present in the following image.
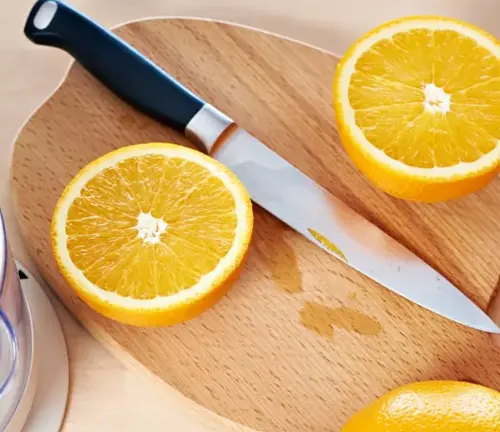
[52,143,253,327]
[334,16,500,201]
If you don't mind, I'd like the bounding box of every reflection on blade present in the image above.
[213,128,500,334]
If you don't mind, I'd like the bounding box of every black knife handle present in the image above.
[24,0,204,132]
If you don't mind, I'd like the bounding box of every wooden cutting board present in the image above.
[10,18,500,431]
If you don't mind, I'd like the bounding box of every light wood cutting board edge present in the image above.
[76,302,256,431]
[8,16,343,432]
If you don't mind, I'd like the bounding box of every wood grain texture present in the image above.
[10,18,500,431]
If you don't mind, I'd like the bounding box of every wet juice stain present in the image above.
[348,292,357,300]
[270,238,302,294]
[300,301,382,340]
[308,228,347,262]
[258,209,303,294]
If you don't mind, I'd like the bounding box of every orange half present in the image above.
[334,16,500,201]
[51,143,254,327]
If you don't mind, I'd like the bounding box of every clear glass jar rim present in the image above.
[0,210,6,297]
[0,210,18,395]
[0,310,17,395]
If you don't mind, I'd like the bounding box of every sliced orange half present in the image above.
[334,16,500,202]
[51,143,253,327]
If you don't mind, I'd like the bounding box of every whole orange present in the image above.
[341,381,500,432]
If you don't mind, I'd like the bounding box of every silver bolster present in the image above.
[185,104,234,153]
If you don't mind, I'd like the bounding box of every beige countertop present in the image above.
[2,0,500,430]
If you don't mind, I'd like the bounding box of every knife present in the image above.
[23,0,500,334]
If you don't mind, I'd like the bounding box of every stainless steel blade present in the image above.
[213,127,500,334]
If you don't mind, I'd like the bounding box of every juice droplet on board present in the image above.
[348,292,357,300]
[300,301,382,340]
[270,238,302,293]
[308,229,347,262]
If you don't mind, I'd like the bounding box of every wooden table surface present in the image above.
[3,0,500,430]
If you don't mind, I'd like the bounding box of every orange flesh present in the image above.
[65,155,238,299]
[348,29,500,168]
